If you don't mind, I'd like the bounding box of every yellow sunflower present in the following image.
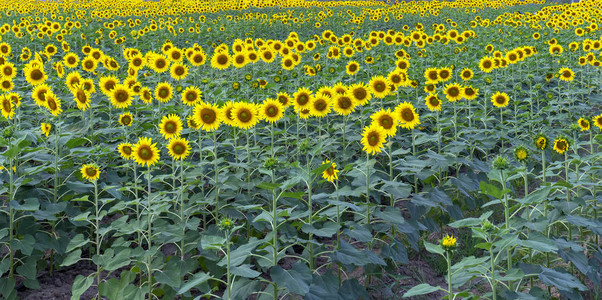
[460,68,473,81]
[210,52,231,70]
[119,112,133,126]
[371,108,397,137]
[181,86,202,107]
[158,114,183,140]
[395,101,421,130]
[479,56,494,73]
[167,137,190,160]
[333,92,356,116]
[577,118,590,131]
[154,82,173,103]
[133,137,160,166]
[491,91,510,108]
[425,94,442,111]
[553,137,569,154]
[41,123,52,137]
[72,86,91,111]
[292,87,313,113]
[80,164,100,181]
[118,143,134,160]
[349,82,372,106]
[346,61,360,75]
[109,84,133,109]
[24,66,47,86]
[368,75,390,99]
[438,67,453,82]
[0,94,14,119]
[322,159,339,182]
[593,114,602,131]
[361,123,387,155]
[309,94,332,117]
[193,101,221,132]
[260,98,284,123]
[424,67,439,84]
[232,102,259,130]
[170,63,189,80]
[443,83,464,102]
[558,67,575,82]
[463,86,479,100]
[45,93,63,116]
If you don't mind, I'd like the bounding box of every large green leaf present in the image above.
[230,264,261,278]
[331,240,386,267]
[538,267,587,292]
[71,275,94,300]
[402,283,442,298]
[177,272,211,295]
[271,262,312,296]
[66,234,89,253]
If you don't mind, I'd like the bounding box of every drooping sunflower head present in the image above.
[158,114,183,139]
[491,91,510,108]
[73,87,91,111]
[80,164,100,181]
[167,137,190,160]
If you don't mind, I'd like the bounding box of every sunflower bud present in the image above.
[218,217,234,231]
[492,155,509,170]
[441,235,457,251]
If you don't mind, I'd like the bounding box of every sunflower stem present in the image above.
[146,164,152,300]
[214,131,220,221]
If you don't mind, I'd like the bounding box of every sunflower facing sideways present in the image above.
[41,123,52,137]
[0,94,14,119]
[167,137,190,160]
[578,117,590,131]
[72,85,91,111]
[260,98,284,123]
[395,101,421,129]
[321,159,339,182]
[133,137,160,166]
[491,91,510,108]
[361,123,387,155]
[193,101,221,132]
[158,114,183,139]
[593,114,602,131]
[80,164,100,181]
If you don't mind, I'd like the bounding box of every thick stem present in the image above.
[94,181,101,299]
[446,250,453,299]
[147,165,152,300]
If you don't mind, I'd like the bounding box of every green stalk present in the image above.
[446,250,453,299]
[214,132,220,221]
[490,243,497,300]
[94,181,101,300]
[180,160,185,260]
[541,151,546,184]
[271,169,279,300]
[147,164,152,300]
[8,156,14,278]
[501,169,512,290]
[225,229,232,300]
[365,152,371,224]
[412,129,418,193]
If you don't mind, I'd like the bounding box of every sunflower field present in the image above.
[1,0,602,299]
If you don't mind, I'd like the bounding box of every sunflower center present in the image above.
[354,88,367,100]
[374,81,386,92]
[236,55,244,64]
[186,92,196,101]
[368,132,380,146]
[440,70,449,79]
[429,97,439,106]
[264,52,272,60]
[47,99,57,110]
[284,60,293,67]
[3,68,12,76]
[173,143,186,155]
[31,69,43,80]
[121,116,132,125]
[85,167,97,177]
[267,106,277,117]
[165,121,177,133]
[349,64,357,72]
[139,146,152,160]
[193,55,203,63]
[175,66,185,76]
[483,61,492,68]
[297,94,309,106]
[401,108,414,122]
[159,88,169,98]
[238,109,251,122]
[449,87,459,97]
[123,146,132,155]
[156,60,166,68]
[2,99,11,112]
[2,81,10,89]
[217,55,228,65]
[380,116,393,129]
[201,108,216,123]
[495,96,505,104]
[85,61,93,68]
[115,90,128,102]
[563,71,571,78]
[77,91,87,103]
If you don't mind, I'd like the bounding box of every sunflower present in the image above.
[438,67,452,82]
[371,108,397,137]
[395,101,421,130]
[491,91,510,108]
[349,82,372,106]
[170,63,189,80]
[593,114,602,131]
[309,94,332,117]
[81,56,97,72]
[167,137,190,160]
[514,146,528,163]
[149,54,170,73]
[321,160,339,182]
[368,75,390,99]
[292,87,313,113]
[118,143,134,160]
[99,76,118,95]
[71,86,91,111]
[276,92,292,107]
[41,123,51,137]
[119,112,133,126]
[210,52,231,70]
[0,94,14,119]
[463,86,479,100]
[346,61,360,75]
[220,101,237,127]
[443,83,464,102]
[158,114,183,139]
[333,82,348,95]
[1,62,16,79]
[80,164,100,181]
[260,98,284,123]
[140,87,153,104]
[181,86,202,106]
[65,71,82,92]
[534,133,548,150]
[558,67,575,82]
[425,94,442,111]
[109,84,132,109]
[154,82,173,103]
[578,117,590,131]
[460,68,473,81]
[24,66,47,86]
[45,93,62,116]
[232,102,259,130]
[232,52,248,68]
[479,57,494,73]
[0,77,13,92]
[333,92,355,116]
[133,137,160,166]
[424,67,439,84]
[361,123,386,155]
[260,49,276,63]
[8,93,20,108]
[193,101,221,132]
[553,137,569,154]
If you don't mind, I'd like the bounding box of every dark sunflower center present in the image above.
[368,132,379,146]
[267,106,277,117]
[156,60,166,68]
[238,109,251,122]
[429,97,439,106]
[440,70,449,78]
[47,99,57,110]
[284,60,292,67]
[2,99,10,111]
[449,87,459,97]
[201,108,216,123]
[173,143,185,155]
[315,100,327,111]
[159,88,169,98]
[354,88,367,100]
[3,68,12,76]
[297,94,309,106]
[557,141,567,150]
[194,55,203,63]
[496,96,505,104]
[236,55,244,63]
[77,91,87,103]
[85,167,97,177]
[105,81,115,91]
[116,90,128,102]
[31,69,43,80]
[326,166,334,176]
[463,71,470,77]
[123,146,132,155]
[139,147,152,160]
[175,66,185,75]
[401,108,414,122]
[165,121,177,133]
[465,88,474,96]
[217,55,228,65]
[349,64,357,72]
[374,81,385,92]
[2,81,10,89]
[186,92,196,101]
[380,116,393,129]
[483,61,492,68]
[121,116,132,125]
[563,71,571,78]
[264,52,272,60]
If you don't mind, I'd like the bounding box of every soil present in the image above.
[18,261,100,300]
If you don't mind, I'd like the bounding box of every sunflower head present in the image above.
[119,112,133,126]
[593,114,602,131]
[514,146,528,163]
[133,137,160,166]
[491,91,510,108]
[553,137,570,154]
[80,164,100,181]
[534,133,548,150]
[167,137,190,160]
[441,235,457,251]
[118,143,134,160]
[578,117,590,131]
[159,114,183,139]
[361,123,386,155]
[321,160,339,182]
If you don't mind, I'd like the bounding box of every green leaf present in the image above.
[256,182,280,190]
[424,242,444,255]
[71,275,94,300]
[230,264,261,278]
[61,249,82,267]
[177,272,211,295]
[200,235,226,250]
[480,181,504,199]
[9,198,39,211]
[301,222,339,237]
[311,162,332,176]
[16,258,37,280]
[374,207,405,224]
[449,211,493,228]
[518,186,554,205]
[0,277,16,299]
[539,267,587,292]
[520,236,558,253]
[402,283,442,298]
[331,241,386,267]
[104,249,131,271]
[66,234,89,253]
[271,262,312,296]
[220,237,265,267]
